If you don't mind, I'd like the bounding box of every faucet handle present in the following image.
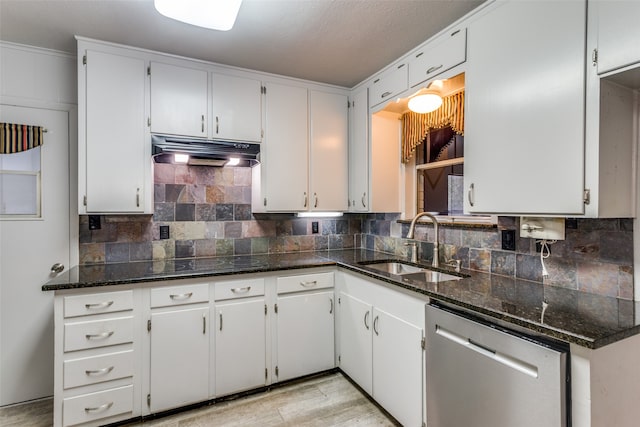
[444,259,461,272]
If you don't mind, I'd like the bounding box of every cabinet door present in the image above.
[211,73,262,142]
[215,299,266,396]
[85,50,146,213]
[408,27,466,88]
[464,1,586,215]
[263,82,309,211]
[276,290,335,382]
[309,90,349,211]
[348,87,369,212]
[338,292,372,395]
[149,307,209,412]
[595,1,640,75]
[370,62,408,108]
[150,62,207,137]
[372,307,423,427]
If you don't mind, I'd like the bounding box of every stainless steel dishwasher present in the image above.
[425,303,569,427]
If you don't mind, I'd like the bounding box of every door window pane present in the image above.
[0,146,41,217]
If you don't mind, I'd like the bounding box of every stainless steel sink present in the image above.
[363,262,425,275]
[359,261,464,283]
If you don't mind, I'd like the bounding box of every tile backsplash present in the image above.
[79,163,634,300]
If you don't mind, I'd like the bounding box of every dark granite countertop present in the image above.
[43,249,640,349]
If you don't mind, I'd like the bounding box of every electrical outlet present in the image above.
[312,221,319,234]
[501,230,516,251]
[88,215,101,230]
[160,225,170,239]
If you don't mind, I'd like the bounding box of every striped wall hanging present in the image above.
[0,122,44,154]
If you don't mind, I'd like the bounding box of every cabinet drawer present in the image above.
[370,62,408,107]
[150,283,209,308]
[64,316,133,352]
[277,272,334,294]
[64,350,134,389]
[214,278,265,301]
[64,290,133,318]
[408,28,466,88]
[63,384,133,427]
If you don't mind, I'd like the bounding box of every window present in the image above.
[0,146,41,217]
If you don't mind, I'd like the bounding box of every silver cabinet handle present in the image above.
[51,263,64,274]
[85,366,114,376]
[364,311,370,330]
[373,315,379,336]
[427,64,444,74]
[136,187,140,207]
[203,314,206,334]
[84,402,113,413]
[361,192,366,208]
[203,114,206,133]
[170,292,193,300]
[231,286,251,294]
[219,313,223,331]
[329,298,334,314]
[303,192,308,208]
[468,183,475,207]
[85,301,114,310]
[381,91,392,99]
[314,193,318,208]
[300,280,317,288]
[85,331,114,340]
[215,115,218,134]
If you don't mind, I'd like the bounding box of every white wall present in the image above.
[0,41,77,405]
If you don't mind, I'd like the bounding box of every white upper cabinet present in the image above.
[592,0,640,75]
[259,82,309,212]
[348,87,369,212]
[464,0,587,215]
[408,27,467,88]
[150,61,208,137]
[81,47,151,214]
[309,90,349,211]
[370,61,408,108]
[211,73,262,142]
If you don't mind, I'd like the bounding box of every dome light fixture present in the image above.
[154,0,242,31]
[408,80,444,114]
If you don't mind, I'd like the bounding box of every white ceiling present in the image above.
[0,0,483,88]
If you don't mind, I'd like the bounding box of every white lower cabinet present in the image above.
[274,272,335,382]
[338,271,425,427]
[214,277,267,396]
[149,306,209,412]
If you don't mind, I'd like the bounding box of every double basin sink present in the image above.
[358,261,465,283]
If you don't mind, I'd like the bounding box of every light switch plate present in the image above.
[520,217,565,240]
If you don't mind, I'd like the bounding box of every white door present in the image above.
[275,290,335,382]
[215,299,266,396]
[0,105,70,405]
[372,307,423,427]
[338,292,372,395]
[348,87,369,212]
[149,306,209,412]
[211,73,262,142]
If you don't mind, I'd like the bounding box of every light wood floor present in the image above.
[0,373,400,427]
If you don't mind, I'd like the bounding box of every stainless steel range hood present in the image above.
[151,134,260,167]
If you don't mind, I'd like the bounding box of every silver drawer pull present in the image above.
[85,331,114,340]
[170,292,193,300]
[427,64,444,74]
[300,280,317,288]
[231,286,251,294]
[84,402,113,413]
[85,301,114,310]
[85,366,114,376]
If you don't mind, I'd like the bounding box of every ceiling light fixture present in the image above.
[154,0,242,31]
[408,80,444,114]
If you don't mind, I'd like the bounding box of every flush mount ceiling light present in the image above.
[154,0,242,31]
[408,80,444,114]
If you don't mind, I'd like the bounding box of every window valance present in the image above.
[0,122,44,154]
[401,91,464,163]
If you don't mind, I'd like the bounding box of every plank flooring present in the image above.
[0,373,400,427]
